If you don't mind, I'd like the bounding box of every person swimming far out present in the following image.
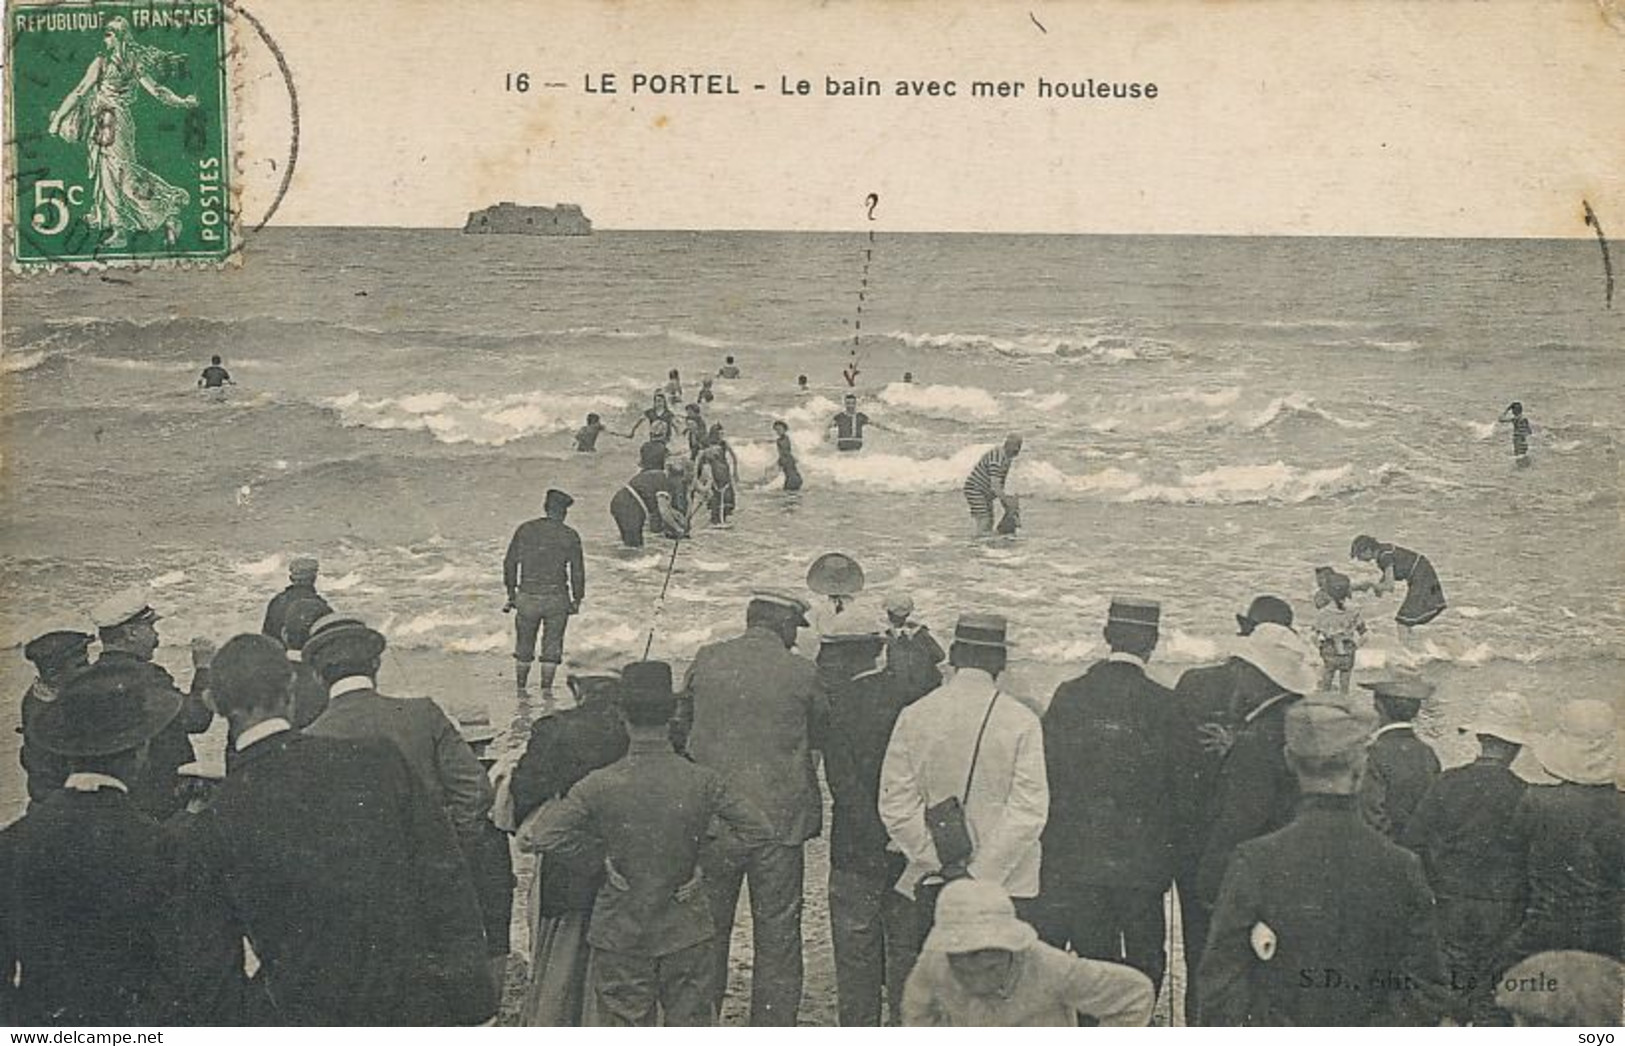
[1497,401,1534,467]
[697,377,716,405]
[608,441,688,548]
[797,374,810,394]
[198,355,233,390]
[718,355,741,379]
[1349,534,1446,642]
[767,420,803,492]
[964,433,1024,537]
[664,369,684,405]
[624,391,677,446]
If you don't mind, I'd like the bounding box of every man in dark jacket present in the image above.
[1038,599,1185,993]
[1360,675,1441,840]
[0,661,201,1025]
[1504,699,1623,962]
[819,628,921,1025]
[882,592,944,701]
[260,557,331,644]
[90,588,215,819]
[1199,698,1449,1026]
[1400,692,1531,1025]
[1170,595,1297,1019]
[185,634,496,1025]
[503,489,586,696]
[17,630,94,805]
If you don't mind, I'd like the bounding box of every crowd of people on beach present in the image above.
[1,357,1607,1027]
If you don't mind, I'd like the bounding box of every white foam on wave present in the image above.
[150,570,187,587]
[884,328,1175,362]
[1122,462,1361,506]
[324,571,365,592]
[1241,393,1371,432]
[234,553,285,578]
[389,609,486,638]
[878,381,1001,420]
[324,388,628,446]
[2,349,49,373]
[1460,419,1498,441]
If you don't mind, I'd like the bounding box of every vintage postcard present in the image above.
[2,0,1622,1030]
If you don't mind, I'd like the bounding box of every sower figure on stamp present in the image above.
[678,591,828,1026]
[1036,599,1187,997]
[1400,692,1532,1025]
[90,587,215,820]
[818,626,923,1025]
[531,661,777,1027]
[504,488,586,699]
[1199,698,1450,1027]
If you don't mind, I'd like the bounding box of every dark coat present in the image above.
[1506,782,1624,961]
[1399,758,1526,902]
[823,663,918,877]
[1172,658,1285,869]
[1196,692,1302,905]
[185,730,496,1025]
[0,788,193,1025]
[1361,725,1440,841]
[93,650,214,820]
[885,626,945,702]
[509,703,629,916]
[18,680,69,804]
[261,582,331,642]
[1040,658,1186,892]
[1199,795,1449,1026]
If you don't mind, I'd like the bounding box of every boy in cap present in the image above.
[0,660,202,1025]
[1359,674,1441,840]
[261,556,332,645]
[532,661,776,1026]
[18,630,94,804]
[91,587,216,819]
[1310,568,1366,694]
[1400,692,1532,1025]
[901,879,1153,1026]
[1200,698,1449,1026]
[1038,598,1184,994]
[503,488,586,696]
[883,592,944,700]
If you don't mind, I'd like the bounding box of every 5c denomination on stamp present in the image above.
[7,0,232,269]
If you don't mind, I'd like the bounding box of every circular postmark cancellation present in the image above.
[4,0,298,273]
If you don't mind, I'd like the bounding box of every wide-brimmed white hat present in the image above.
[1458,690,1534,747]
[921,879,1039,955]
[1236,622,1319,696]
[1533,700,1619,786]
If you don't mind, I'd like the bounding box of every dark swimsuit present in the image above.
[1380,544,1447,627]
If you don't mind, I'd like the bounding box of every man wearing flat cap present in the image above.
[1400,692,1532,1025]
[503,488,586,697]
[260,555,332,647]
[17,629,94,805]
[880,613,1049,931]
[533,661,776,1026]
[1037,598,1185,995]
[0,660,202,1024]
[680,590,828,1025]
[90,586,216,819]
[1359,674,1441,840]
[1199,699,1449,1026]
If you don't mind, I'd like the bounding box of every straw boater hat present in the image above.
[1235,622,1318,695]
[806,552,866,598]
[91,587,161,632]
[1107,598,1160,630]
[1532,699,1618,786]
[301,613,387,669]
[1457,690,1534,746]
[952,613,1014,649]
[1359,673,1435,720]
[922,879,1039,955]
[32,660,182,757]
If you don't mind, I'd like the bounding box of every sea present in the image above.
[3,229,1623,803]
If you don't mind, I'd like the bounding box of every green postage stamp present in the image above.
[6,0,232,269]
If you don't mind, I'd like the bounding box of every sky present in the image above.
[223,0,1625,235]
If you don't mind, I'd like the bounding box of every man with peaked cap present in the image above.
[679,590,828,1025]
[260,556,332,645]
[880,614,1049,933]
[1359,673,1441,840]
[302,614,494,845]
[0,660,200,1024]
[503,488,586,697]
[277,597,331,729]
[179,634,496,1025]
[1037,598,1187,995]
[1503,699,1623,963]
[1400,691,1532,1024]
[18,630,94,804]
[1187,616,1319,1020]
[91,587,215,819]
[818,625,924,1025]
[1199,698,1449,1026]
[532,660,777,1026]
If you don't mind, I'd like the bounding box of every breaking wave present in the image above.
[324,388,629,446]
[877,381,1001,420]
[881,327,1182,362]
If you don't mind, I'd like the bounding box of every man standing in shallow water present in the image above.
[964,433,1024,537]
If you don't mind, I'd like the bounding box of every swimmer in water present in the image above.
[718,355,741,379]
[697,377,716,405]
[769,420,802,492]
[664,369,684,405]
[964,433,1024,537]
[797,374,810,394]
[625,392,678,445]
[608,441,688,548]
[828,393,873,452]
[697,427,738,526]
[198,355,233,390]
[574,412,607,452]
[1497,401,1533,467]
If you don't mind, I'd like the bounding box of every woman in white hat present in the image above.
[901,879,1153,1026]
